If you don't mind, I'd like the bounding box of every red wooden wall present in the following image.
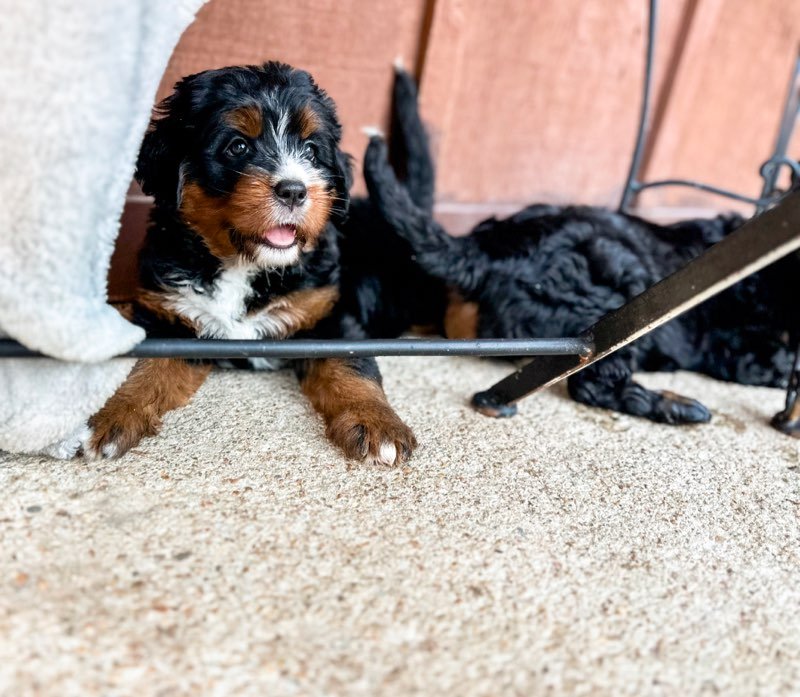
[111,0,800,299]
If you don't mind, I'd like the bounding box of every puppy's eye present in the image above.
[304,142,318,162]
[225,138,249,158]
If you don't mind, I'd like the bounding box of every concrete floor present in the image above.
[1,356,799,696]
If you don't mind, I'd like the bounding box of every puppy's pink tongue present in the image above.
[262,225,297,248]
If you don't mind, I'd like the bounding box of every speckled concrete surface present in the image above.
[1,357,799,696]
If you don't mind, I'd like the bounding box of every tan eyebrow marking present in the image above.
[298,105,321,139]
[224,105,263,138]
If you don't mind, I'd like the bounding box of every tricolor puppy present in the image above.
[87,62,416,465]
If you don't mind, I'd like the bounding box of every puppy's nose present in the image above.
[274,179,307,209]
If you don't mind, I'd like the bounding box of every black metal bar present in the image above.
[619,0,658,212]
[472,190,800,415]
[757,46,800,214]
[771,335,800,435]
[0,337,595,360]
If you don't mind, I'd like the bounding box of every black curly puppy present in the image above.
[362,135,795,425]
[87,62,432,464]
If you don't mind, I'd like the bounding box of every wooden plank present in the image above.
[109,198,149,302]
[640,0,800,213]
[418,0,691,208]
[113,0,800,301]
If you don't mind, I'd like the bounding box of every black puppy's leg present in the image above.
[771,337,800,437]
[389,64,435,213]
[697,328,791,388]
[295,356,417,465]
[364,136,484,292]
[567,351,711,425]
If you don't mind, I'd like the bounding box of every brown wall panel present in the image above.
[418,0,692,210]
[111,0,800,299]
[109,195,150,302]
[640,0,800,214]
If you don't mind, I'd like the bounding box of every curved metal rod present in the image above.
[632,166,798,212]
[759,156,800,179]
[758,156,800,199]
[620,9,798,214]
[619,0,658,212]
[632,178,766,206]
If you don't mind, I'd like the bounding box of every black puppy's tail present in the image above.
[388,62,435,214]
[364,136,485,292]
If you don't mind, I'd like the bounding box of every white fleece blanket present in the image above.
[0,0,207,454]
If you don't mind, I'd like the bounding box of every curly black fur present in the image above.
[362,135,796,425]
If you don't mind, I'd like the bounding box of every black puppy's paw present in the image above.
[653,390,711,425]
[471,390,518,418]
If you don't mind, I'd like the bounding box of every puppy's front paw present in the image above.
[656,390,711,424]
[327,404,417,466]
[86,410,158,459]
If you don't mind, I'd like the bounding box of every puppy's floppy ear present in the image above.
[135,74,199,206]
[329,149,353,224]
[135,114,181,204]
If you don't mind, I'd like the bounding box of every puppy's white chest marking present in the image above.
[163,262,285,340]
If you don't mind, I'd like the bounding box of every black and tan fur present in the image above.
[87,62,431,464]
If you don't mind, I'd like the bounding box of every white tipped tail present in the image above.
[361,126,385,139]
